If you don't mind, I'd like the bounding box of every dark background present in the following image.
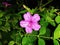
[0,0,60,9]
[0,0,60,12]
[0,0,60,45]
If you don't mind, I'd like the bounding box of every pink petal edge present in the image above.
[20,20,28,28]
[32,23,41,31]
[25,27,32,33]
[32,14,40,22]
[23,12,32,20]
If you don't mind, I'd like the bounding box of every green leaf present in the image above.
[55,16,60,24]
[11,18,18,27]
[11,30,17,41]
[0,11,4,18]
[22,36,36,45]
[48,13,56,18]
[22,37,30,45]
[18,10,27,14]
[5,15,10,21]
[8,41,15,45]
[22,37,27,45]
[0,25,10,32]
[30,9,36,14]
[0,21,2,25]
[29,31,38,35]
[39,26,46,35]
[38,38,45,45]
[0,42,2,45]
[44,28,50,37]
[50,7,58,13]
[11,30,22,45]
[16,33,21,43]
[54,24,60,39]
[53,39,59,45]
[46,16,56,26]
[40,18,48,27]
[40,18,48,35]
[46,8,56,19]
[4,22,10,31]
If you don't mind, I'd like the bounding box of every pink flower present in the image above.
[2,2,11,7]
[20,12,41,33]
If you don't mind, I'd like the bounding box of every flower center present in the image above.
[30,20,33,24]
[28,20,33,27]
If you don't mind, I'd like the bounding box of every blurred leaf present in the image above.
[0,42,2,45]
[11,30,22,44]
[54,24,60,39]
[17,14,22,20]
[28,36,37,42]
[18,10,27,14]
[39,8,45,12]
[5,15,10,21]
[11,18,18,27]
[29,31,38,35]
[5,22,10,27]
[40,10,47,18]
[30,9,36,14]
[47,11,56,18]
[39,26,46,35]
[8,41,15,45]
[0,26,10,32]
[11,30,17,41]
[38,38,45,45]
[5,22,10,31]
[0,11,5,18]
[44,28,50,37]
[48,7,58,18]
[49,7,58,13]
[15,32,21,43]
[46,16,56,26]
[55,16,60,24]
[39,18,48,35]
[0,33,2,39]
[40,18,48,27]
[53,39,59,45]
[0,21,2,25]
[22,37,31,45]
[22,36,36,45]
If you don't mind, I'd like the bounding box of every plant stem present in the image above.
[39,36,53,39]
[40,0,42,6]
[42,0,53,7]
[26,34,53,39]
[0,19,6,21]
[57,39,60,42]
[23,5,30,11]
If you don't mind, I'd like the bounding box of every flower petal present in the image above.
[20,20,28,28]
[32,23,41,31]
[23,12,31,20]
[32,14,40,22]
[25,27,32,33]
